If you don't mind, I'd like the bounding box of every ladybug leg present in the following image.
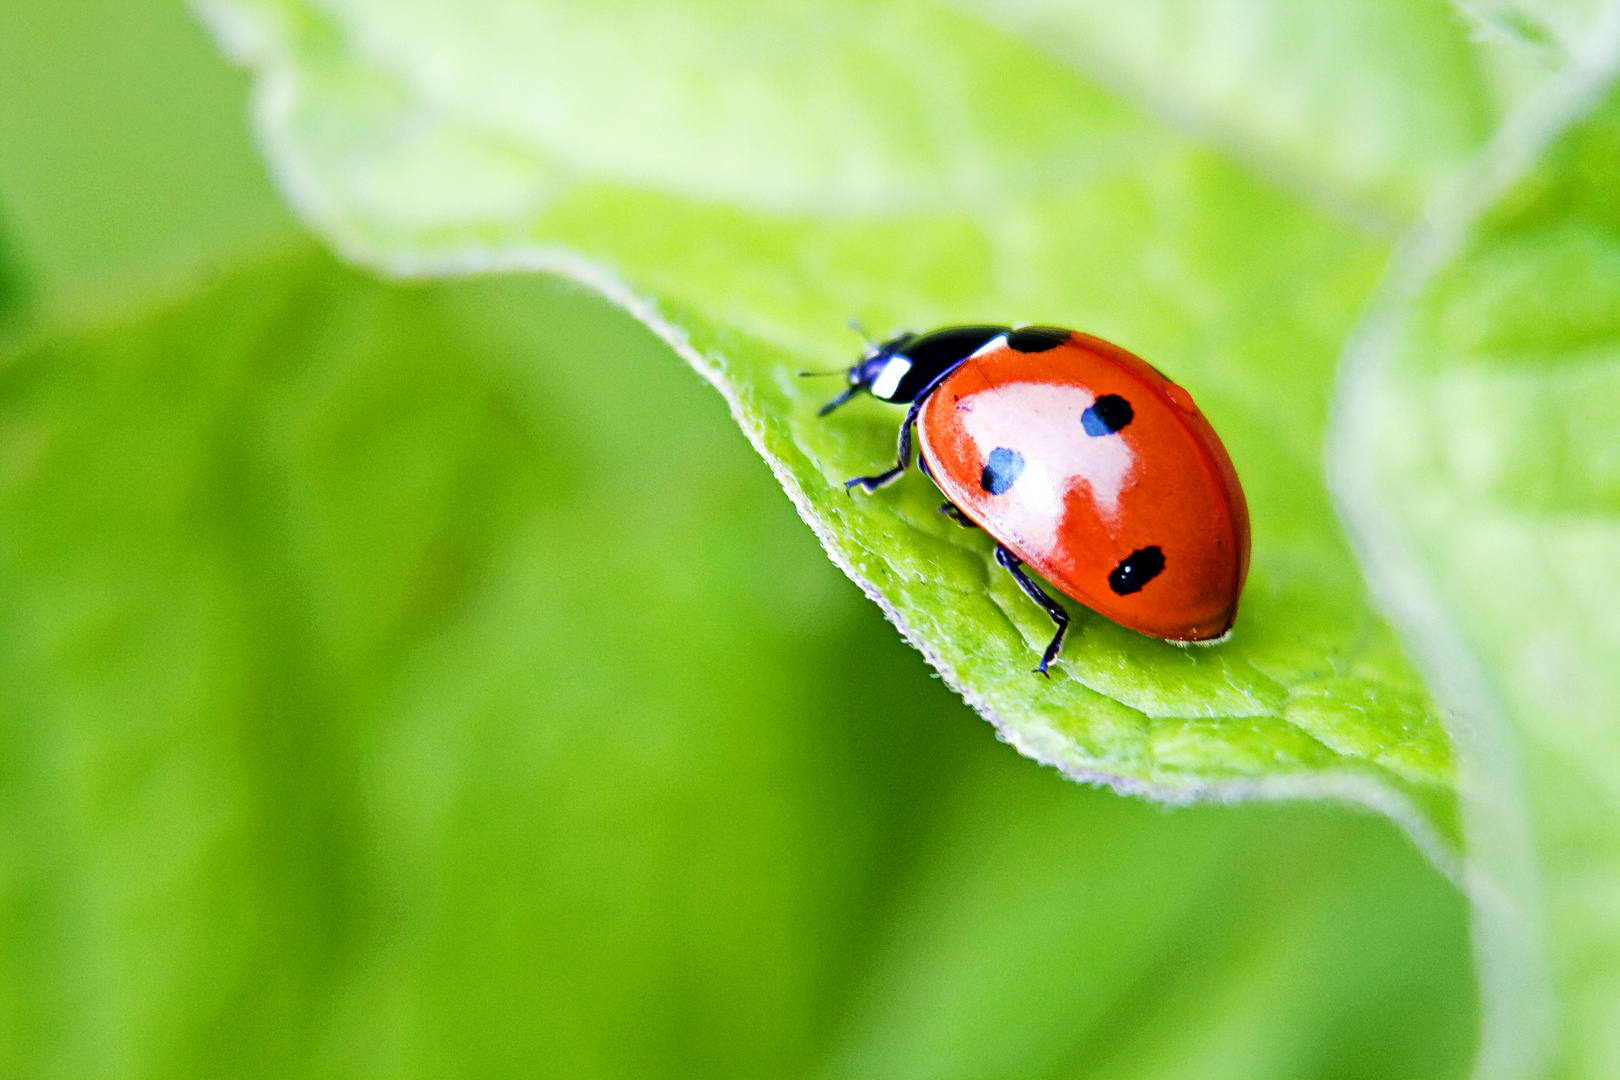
[994,544,1069,676]
[846,399,925,493]
[916,452,977,526]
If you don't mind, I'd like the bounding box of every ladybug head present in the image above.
[815,332,918,416]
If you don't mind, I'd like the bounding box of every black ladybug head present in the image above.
[815,325,1011,415]
[817,332,917,416]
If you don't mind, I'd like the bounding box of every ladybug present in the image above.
[816,325,1250,674]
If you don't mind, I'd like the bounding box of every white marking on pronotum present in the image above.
[870,356,911,399]
[969,333,1008,358]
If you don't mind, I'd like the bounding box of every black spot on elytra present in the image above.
[1082,394,1133,436]
[1006,326,1070,353]
[1109,546,1164,595]
[980,447,1025,494]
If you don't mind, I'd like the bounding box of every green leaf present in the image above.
[1332,61,1620,1077]
[0,2,1486,1075]
[0,221,26,332]
[0,1,294,314]
[823,756,1477,1079]
[0,244,1475,1077]
[196,0,1463,856]
[953,0,1501,226]
[0,244,905,1075]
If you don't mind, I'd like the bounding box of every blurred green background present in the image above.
[0,4,1478,1077]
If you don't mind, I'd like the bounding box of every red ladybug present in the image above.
[817,325,1250,674]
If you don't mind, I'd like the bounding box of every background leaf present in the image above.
[1333,61,1620,1078]
[952,0,1501,227]
[0,2,293,314]
[0,224,26,335]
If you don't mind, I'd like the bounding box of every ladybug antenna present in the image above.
[817,386,860,417]
[796,367,847,378]
[847,317,877,349]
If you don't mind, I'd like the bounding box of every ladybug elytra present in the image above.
[817,325,1250,674]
